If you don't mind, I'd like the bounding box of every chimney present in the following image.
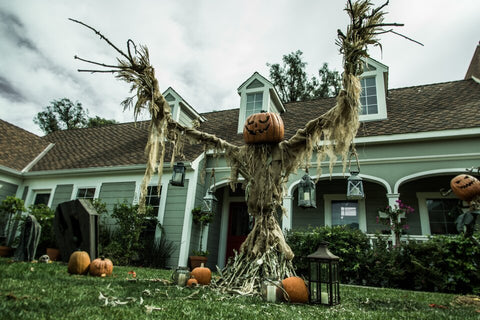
[465,41,480,80]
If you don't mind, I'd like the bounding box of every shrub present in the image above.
[28,204,56,255]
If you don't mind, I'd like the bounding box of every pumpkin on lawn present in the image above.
[243,112,284,144]
[190,263,211,285]
[186,278,198,287]
[281,276,309,303]
[450,174,480,201]
[89,256,114,277]
[67,251,91,275]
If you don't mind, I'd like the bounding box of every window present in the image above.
[360,76,378,115]
[76,188,96,200]
[145,186,161,213]
[245,92,263,118]
[331,200,359,229]
[34,192,51,205]
[427,199,459,235]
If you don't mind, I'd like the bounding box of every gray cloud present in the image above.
[0,75,26,102]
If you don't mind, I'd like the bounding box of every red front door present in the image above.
[226,202,252,263]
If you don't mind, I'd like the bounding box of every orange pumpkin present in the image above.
[243,112,284,144]
[186,278,198,287]
[450,174,480,201]
[67,251,91,275]
[281,276,308,303]
[190,263,211,285]
[89,256,114,277]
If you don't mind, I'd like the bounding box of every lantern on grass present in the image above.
[298,171,316,208]
[170,162,186,186]
[201,190,218,215]
[306,242,340,306]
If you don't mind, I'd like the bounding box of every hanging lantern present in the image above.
[306,242,340,306]
[170,162,186,186]
[346,170,364,200]
[201,190,218,215]
[298,173,317,208]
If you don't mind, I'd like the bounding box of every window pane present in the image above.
[366,86,377,96]
[365,77,376,86]
[427,199,459,235]
[77,188,95,200]
[331,200,359,229]
[34,193,50,205]
[146,186,161,212]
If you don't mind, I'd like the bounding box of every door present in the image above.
[226,202,252,262]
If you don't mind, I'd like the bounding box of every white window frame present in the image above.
[416,192,458,235]
[324,194,367,232]
[31,189,53,207]
[358,59,388,122]
[73,185,100,200]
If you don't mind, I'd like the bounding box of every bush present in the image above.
[286,225,371,283]
[286,226,480,294]
[28,204,56,256]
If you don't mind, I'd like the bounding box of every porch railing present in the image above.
[366,234,430,248]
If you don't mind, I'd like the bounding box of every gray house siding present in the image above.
[50,184,74,211]
[0,180,18,201]
[98,181,136,226]
[163,180,189,267]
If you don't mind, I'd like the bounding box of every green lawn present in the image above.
[0,258,479,319]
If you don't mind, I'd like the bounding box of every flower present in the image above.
[377,199,415,246]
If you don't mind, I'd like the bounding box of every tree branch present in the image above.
[74,55,125,69]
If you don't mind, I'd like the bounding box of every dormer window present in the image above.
[237,72,285,133]
[246,92,264,118]
[358,58,388,121]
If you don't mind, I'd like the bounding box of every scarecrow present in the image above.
[72,0,407,293]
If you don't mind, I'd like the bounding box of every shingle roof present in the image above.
[0,119,51,171]
[13,78,480,172]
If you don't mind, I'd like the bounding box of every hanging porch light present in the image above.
[298,170,317,208]
[346,150,364,200]
[201,190,218,215]
[170,162,186,187]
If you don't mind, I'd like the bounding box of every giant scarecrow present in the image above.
[72,0,406,293]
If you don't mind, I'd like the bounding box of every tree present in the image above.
[34,98,88,134]
[87,116,118,128]
[71,0,401,294]
[268,52,341,103]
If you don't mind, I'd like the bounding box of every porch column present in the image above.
[386,193,400,246]
[282,195,293,233]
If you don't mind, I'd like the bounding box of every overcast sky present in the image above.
[1,0,479,136]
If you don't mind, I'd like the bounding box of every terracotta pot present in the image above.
[46,248,61,261]
[188,256,207,270]
[0,245,14,257]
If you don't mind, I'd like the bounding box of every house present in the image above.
[1,43,479,269]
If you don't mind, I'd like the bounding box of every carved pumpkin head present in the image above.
[243,112,284,144]
[450,174,480,201]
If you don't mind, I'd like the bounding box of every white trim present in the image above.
[21,143,55,173]
[472,75,480,84]
[355,127,480,145]
[323,194,367,232]
[394,168,468,193]
[416,191,457,236]
[156,175,171,238]
[0,165,22,177]
[282,195,293,233]
[217,186,230,269]
[27,188,54,207]
[177,154,203,267]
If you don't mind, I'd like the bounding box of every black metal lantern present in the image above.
[170,162,186,186]
[298,173,317,208]
[346,170,364,200]
[201,190,218,215]
[306,242,340,306]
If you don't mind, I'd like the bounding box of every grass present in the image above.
[0,258,479,320]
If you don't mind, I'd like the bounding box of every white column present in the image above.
[217,187,230,269]
[282,195,293,233]
[386,193,400,246]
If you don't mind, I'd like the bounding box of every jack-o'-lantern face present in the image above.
[450,174,480,201]
[243,112,284,144]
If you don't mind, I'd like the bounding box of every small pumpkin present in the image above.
[89,256,114,277]
[186,278,198,287]
[450,174,480,201]
[67,251,91,275]
[190,263,211,285]
[243,112,284,144]
[281,276,308,303]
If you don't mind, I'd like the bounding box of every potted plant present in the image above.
[0,196,26,257]
[189,207,214,269]
[28,204,59,260]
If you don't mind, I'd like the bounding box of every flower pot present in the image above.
[0,245,14,257]
[189,256,207,270]
[46,248,61,261]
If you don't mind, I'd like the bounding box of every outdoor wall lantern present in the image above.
[306,242,340,306]
[201,190,218,215]
[298,171,317,208]
[170,162,186,187]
